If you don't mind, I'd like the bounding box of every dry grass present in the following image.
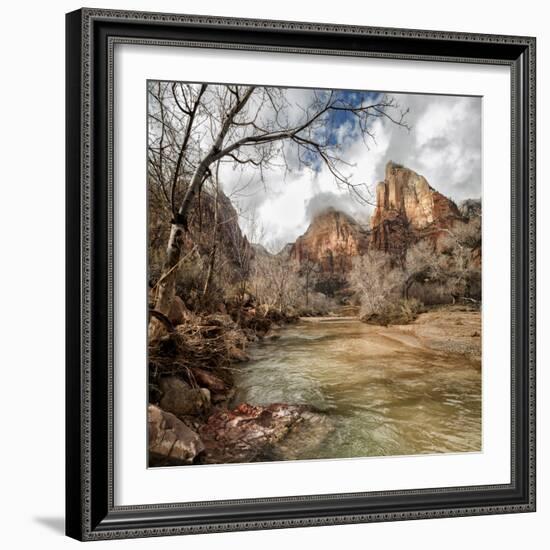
[148,313,247,387]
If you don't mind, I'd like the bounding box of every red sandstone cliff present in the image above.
[287,162,475,276]
[289,208,369,274]
[370,161,463,257]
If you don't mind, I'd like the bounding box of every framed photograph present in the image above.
[66,8,536,541]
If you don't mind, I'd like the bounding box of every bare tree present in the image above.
[404,221,482,305]
[438,219,482,303]
[147,83,409,332]
[349,250,405,318]
[402,240,444,300]
[201,163,221,302]
[300,255,319,308]
[249,254,299,315]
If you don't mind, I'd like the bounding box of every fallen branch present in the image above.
[148,309,175,333]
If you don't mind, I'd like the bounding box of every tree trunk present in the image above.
[149,222,185,339]
[150,89,255,337]
[149,162,210,338]
[403,278,414,300]
[305,269,309,307]
[202,175,219,301]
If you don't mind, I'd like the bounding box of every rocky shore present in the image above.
[147,303,330,466]
[148,301,480,466]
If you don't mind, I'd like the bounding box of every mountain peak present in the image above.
[308,206,357,226]
[289,208,369,273]
[371,163,463,256]
[373,163,460,230]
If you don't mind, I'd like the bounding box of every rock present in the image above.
[371,161,462,231]
[199,403,317,464]
[182,189,253,287]
[268,410,333,461]
[190,367,226,392]
[369,208,411,258]
[281,162,478,290]
[211,387,235,405]
[204,313,236,328]
[289,208,369,274]
[148,383,162,405]
[242,328,258,342]
[370,161,464,258]
[200,387,211,405]
[159,376,210,417]
[148,404,204,466]
[147,292,188,326]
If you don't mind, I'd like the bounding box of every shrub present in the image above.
[361,298,425,326]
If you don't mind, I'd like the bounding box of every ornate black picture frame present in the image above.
[66,8,536,541]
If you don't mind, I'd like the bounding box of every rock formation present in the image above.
[370,161,463,257]
[287,163,467,272]
[289,207,369,274]
[148,404,204,466]
[198,403,331,464]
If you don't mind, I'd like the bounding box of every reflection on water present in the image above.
[233,318,481,459]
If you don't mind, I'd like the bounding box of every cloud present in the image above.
[220,89,481,247]
[305,191,364,223]
[370,94,482,203]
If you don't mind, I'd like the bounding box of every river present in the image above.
[232,316,481,460]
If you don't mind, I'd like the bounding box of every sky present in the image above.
[216,88,482,252]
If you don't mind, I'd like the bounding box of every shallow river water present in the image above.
[233,317,481,460]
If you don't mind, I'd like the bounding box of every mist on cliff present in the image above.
[304,192,371,227]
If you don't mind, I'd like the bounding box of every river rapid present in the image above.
[232,316,481,460]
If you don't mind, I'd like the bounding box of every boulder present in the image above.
[159,376,210,417]
[199,387,211,405]
[268,410,333,461]
[191,367,226,392]
[198,403,325,464]
[289,208,369,274]
[148,404,204,466]
[211,387,235,405]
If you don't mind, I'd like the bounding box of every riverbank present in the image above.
[148,306,307,466]
[149,305,481,466]
[364,305,481,361]
[300,304,481,360]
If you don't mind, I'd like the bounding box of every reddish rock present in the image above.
[198,403,309,464]
[371,161,461,230]
[190,367,226,392]
[370,161,464,258]
[289,208,369,274]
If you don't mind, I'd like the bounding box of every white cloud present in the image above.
[222,90,481,247]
